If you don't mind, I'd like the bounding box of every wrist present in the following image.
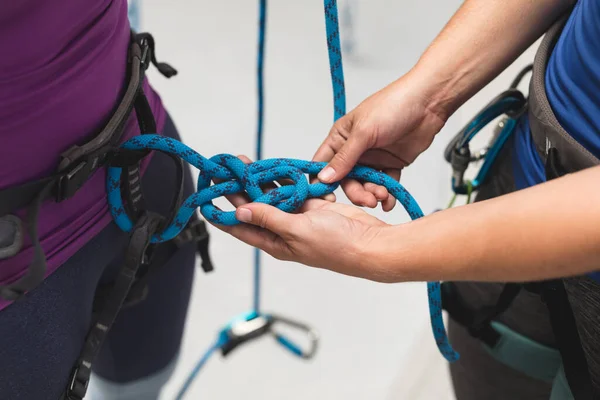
[405,57,468,123]
[368,213,467,284]
[363,224,422,283]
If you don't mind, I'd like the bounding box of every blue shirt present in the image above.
[512,0,600,282]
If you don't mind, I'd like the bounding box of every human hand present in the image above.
[313,73,447,211]
[214,193,395,283]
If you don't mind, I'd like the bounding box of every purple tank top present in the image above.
[0,0,166,310]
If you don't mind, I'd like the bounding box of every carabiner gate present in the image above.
[270,314,319,360]
[445,86,528,195]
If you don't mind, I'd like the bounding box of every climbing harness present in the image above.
[106,0,458,398]
[441,7,598,399]
[0,31,213,400]
[0,31,211,302]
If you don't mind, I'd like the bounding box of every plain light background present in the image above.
[130,1,540,399]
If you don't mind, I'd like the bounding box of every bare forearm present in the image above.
[408,0,574,119]
[377,166,600,283]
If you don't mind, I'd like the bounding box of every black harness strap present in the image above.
[91,216,213,311]
[532,149,595,400]
[0,182,56,300]
[62,212,163,400]
[56,32,213,400]
[442,282,522,348]
[527,280,595,400]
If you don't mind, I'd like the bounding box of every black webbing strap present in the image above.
[531,280,595,400]
[0,32,177,302]
[132,33,178,79]
[442,282,522,348]
[118,152,185,227]
[532,149,595,400]
[91,216,213,311]
[61,212,163,400]
[0,182,55,300]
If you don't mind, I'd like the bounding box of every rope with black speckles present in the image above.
[106,0,459,364]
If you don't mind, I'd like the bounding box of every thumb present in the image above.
[235,203,294,235]
[317,131,370,183]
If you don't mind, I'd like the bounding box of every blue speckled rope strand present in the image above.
[322,0,458,362]
[324,0,346,121]
[253,0,267,314]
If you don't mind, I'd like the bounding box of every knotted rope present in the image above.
[106,133,459,362]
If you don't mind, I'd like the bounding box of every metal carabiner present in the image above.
[445,89,526,194]
[269,314,319,360]
[216,311,319,360]
[444,64,533,196]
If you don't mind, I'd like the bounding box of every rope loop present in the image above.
[107,134,420,241]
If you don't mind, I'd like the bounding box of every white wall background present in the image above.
[133,1,540,399]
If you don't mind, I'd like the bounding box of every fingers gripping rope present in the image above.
[106,134,459,362]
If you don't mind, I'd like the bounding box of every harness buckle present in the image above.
[138,36,151,71]
[133,32,178,78]
[66,365,89,400]
[55,157,99,202]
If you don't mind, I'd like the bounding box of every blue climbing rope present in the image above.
[324,0,346,121]
[175,341,222,400]
[108,0,459,397]
[254,0,267,313]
